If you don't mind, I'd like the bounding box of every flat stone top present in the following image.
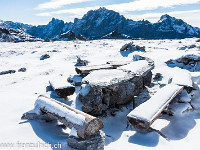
[76,64,113,71]
[82,69,131,87]
[49,77,73,89]
[127,84,183,122]
[106,61,133,66]
[118,60,152,75]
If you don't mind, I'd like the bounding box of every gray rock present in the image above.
[40,54,50,60]
[67,130,105,150]
[18,67,26,72]
[153,73,162,80]
[75,57,89,66]
[133,55,146,61]
[0,70,16,75]
[120,42,145,51]
[44,38,51,42]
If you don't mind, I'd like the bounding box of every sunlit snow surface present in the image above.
[0,39,200,150]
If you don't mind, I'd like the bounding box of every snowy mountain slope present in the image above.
[0,38,200,150]
[25,7,200,40]
[153,14,200,39]
[0,27,42,42]
[0,19,32,31]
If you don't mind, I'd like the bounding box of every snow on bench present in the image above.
[75,64,113,75]
[127,84,184,130]
[22,96,104,139]
[170,68,193,88]
[106,61,133,68]
[49,78,75,98]
[118,60,154,76]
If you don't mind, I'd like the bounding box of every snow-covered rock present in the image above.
[0,27,42,42]
[101,31,131,39]
[67,130,105,150]
[53,30,87,41]
[0,19,32,31]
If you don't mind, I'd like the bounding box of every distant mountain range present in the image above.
[0,7,200,41]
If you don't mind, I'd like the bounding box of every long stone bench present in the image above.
[127,84,184,130]
[21,96,104,139]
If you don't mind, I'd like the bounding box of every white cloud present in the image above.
[126,10,200,20]
[106,0,200,12]
[36,12,52,17]
[36,0,94,10]
[125,10,200,27]
[36,0,200,16]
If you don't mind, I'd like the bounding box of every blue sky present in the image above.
[0,0,200,27]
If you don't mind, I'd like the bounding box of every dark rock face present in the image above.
[72,7,127,39]
[0,27,42,42]
[67,130,105,150]
[27,18,65,39]
[53,30,87,41]
[0,19,32,31]
[101,30,131,39]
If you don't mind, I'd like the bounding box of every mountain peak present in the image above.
[159,14,173,22]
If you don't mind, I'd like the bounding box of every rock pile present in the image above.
[79,59,154,116]
[166,54,200,72]
[120,42,145,51]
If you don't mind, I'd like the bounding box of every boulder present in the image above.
[67,130,105,150]
[18,67,26,72]
[40,54,50,60]
[120,42,145,51]
[75,57,89,66]
[44,38,52,42]
[0,70,16,75]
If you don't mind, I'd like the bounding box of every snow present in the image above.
[77,64,113,71]
[69,127,78,137]
[82,69,130,86]
[170,68,193,87]
[0,38,200,150]
[34,96,85,126]
[118,60,151,75]
[127,84,183,122]
[49,77,73,89]
[79,84,90,96]
[169,102,193,115]
[178,90,191,103]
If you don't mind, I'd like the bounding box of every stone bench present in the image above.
[127,84,184,130]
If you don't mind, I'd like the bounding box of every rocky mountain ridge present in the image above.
[1,7,200,40]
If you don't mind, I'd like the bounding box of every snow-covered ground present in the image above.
[0,39,200,150]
